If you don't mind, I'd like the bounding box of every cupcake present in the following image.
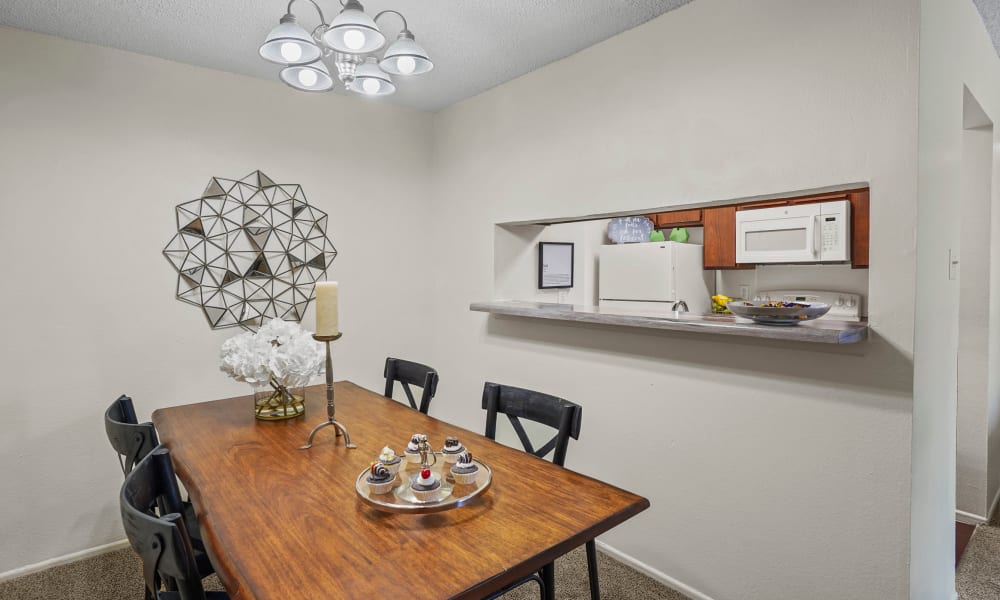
[378,446,402,475]
[410,468,442,501]
[404,434,424,464]
[450,452,479,485]
[441,436,466,464]
[366,462,396,495]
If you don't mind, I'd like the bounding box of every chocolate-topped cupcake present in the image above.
[366,462,395,494]
[441,436,466,463]
[404,434,424,464]
[450,451,479,485]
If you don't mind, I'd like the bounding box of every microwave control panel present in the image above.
[755,290,863,321]
[821,216,841,254]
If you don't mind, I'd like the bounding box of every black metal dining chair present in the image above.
[105,395,214,580]
[105,394,159,475]
[120,447,229,600]
[482,381,599,600]
[383,357,439,415]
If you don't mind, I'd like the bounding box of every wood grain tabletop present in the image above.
[152,381,650,600]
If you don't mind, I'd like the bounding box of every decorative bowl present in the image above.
[727,301,831,326]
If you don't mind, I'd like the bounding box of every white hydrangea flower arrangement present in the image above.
[220,318,324,388]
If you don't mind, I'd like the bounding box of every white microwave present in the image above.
[735,200,851,264]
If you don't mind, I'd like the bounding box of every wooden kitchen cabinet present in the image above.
[787,192,850,205]
[847,189,869,268]
[703,206,748,269]
[654,209,702,228]
[735,199,789,211]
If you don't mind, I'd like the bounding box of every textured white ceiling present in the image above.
[0,0,694,112]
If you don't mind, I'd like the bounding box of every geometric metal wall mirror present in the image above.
[163,171,338,330]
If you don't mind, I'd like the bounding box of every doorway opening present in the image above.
[956,86,996,563]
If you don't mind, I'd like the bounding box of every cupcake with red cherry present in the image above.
[441,436,466,464]
[366,462,396,494]
[410,467,442,501]
[377,446,402,475]
[450,452,480,485]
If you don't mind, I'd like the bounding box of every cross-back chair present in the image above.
[105,394,159,475]
[383,357,439,415]
[105,395,214,580]
[482,381,600,600]
[120,447,229,600]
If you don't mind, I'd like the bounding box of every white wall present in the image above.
[0,27,434,574]
[429,1,917,599]
[913,1,1000,596]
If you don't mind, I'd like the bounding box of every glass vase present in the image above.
[252,381,305,421]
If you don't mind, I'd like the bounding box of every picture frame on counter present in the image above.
[538,242,574,289]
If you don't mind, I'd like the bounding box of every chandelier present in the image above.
[259,0,433,95]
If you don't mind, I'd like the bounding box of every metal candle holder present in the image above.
[417,435,436,469]
[299,332,357,450]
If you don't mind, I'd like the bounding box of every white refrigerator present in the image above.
[598,242,713,314]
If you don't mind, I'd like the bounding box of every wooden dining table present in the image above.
[152,381,650,600]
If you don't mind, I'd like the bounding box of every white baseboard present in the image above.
[988,485,1000,523]
[955,486,1000,525]
[956,508,987,525]
[0,539,129,583]
[595,539,717,600]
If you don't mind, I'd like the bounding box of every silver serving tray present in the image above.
[355,458,492,514]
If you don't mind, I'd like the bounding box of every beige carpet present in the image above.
[13,524,1000,599]
[958,521,1000,600]
[0,544,689,600]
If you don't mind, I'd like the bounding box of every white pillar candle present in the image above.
[315,281,340,336]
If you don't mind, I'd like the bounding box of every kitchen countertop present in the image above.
[470,300,869,344]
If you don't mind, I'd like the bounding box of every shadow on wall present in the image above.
[484,314,913,399]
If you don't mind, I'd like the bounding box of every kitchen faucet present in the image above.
[672,300,689,312]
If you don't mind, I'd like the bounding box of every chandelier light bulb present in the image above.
[280,42,304,62]
[349,57,395,95]
[298,69,318,87]
[324,0,385,54]
[343,30,367,51]
[396,56,416,75]
[259,15,322,66]
[378,32,433,76]
[279,61,334,92]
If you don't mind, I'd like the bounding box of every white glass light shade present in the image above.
[323,5,385,54]
[279,61,334,92]
[348,58,395,96]
[259,19,322,66]
[379,36,433,76]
